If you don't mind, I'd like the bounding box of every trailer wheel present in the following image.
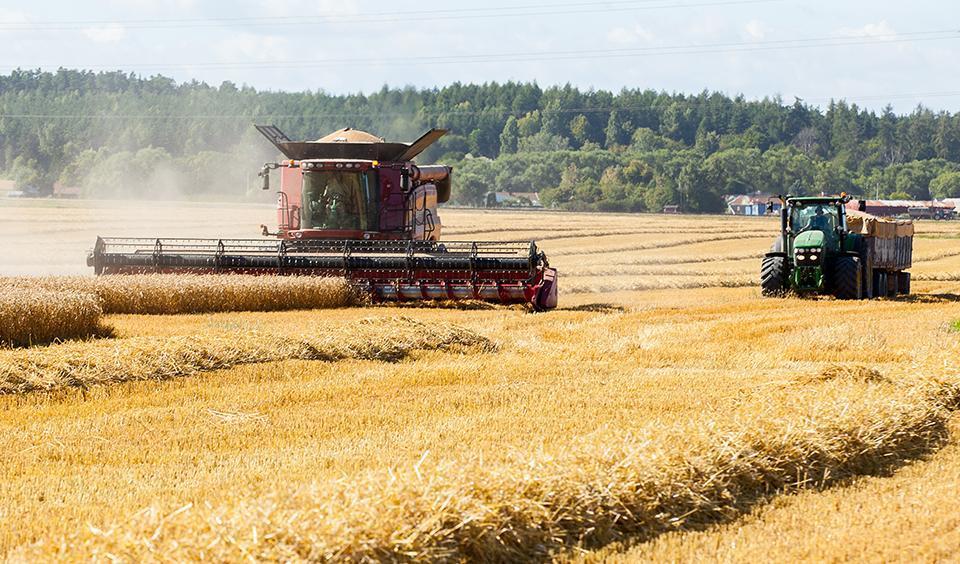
[898,272,911,295]
[887,271,899,296]
[832,256,862,300]
[873,271,887,298]
[760,256,787,296]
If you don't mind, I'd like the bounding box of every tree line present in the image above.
[3,68,960,210]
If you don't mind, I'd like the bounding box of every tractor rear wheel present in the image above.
[832,256,862,300]
[760,255,787,296]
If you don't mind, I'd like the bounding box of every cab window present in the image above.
[301,170,378,230]
[791,204,838,233]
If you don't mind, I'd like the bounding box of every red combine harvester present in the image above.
[87,126,558,310]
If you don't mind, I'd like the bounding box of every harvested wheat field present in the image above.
[1,200,960,561]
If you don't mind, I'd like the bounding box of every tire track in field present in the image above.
[551,233,773,257]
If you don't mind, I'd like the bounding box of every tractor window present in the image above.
[301,170,377,231]
[791,204,838,234]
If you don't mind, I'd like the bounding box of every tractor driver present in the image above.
[797,204,841,250]
[805,206,834,233]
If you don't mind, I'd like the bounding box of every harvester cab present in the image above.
[255,126,452,243]
[86,126,559,311]
[761,194,913,300]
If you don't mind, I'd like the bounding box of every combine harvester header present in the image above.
[88,126,558,310]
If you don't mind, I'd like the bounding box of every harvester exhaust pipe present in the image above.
[410,165,451,183]
[411,165,453,203]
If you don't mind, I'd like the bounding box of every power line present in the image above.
[6,29,957,71]
[0,0,781,30]
[2,90,958,121]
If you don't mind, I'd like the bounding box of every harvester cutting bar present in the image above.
[87,237,558,310]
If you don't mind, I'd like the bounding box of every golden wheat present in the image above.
[0,316,492,394]
[2,274,357,314]
[913,272,960,281]
[602,414,960,563]
[564,274,757,294]
[0,289,108,347]
[23,376,957,561]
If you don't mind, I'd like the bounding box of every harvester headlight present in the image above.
[810,254,818,261]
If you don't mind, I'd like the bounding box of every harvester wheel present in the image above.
[832,256,862,300]
[760,255,787,296]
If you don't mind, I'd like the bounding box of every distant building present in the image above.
[850,199,955,220]
[485,191,542,208]
[662,204,680,214]
[53,182,81,199]
[726,193,780,216]
[943,199,960,216]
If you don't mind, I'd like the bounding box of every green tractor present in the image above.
[761,195,913,300]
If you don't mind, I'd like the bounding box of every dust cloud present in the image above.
[0,133,285,276]
[0,199,277,276]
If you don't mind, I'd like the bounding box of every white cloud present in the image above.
[0,9,28,24]
[82,24,127,43]
[606,25,655,46]
[215,33,291,62]
[0,8,28,37]
[685,14,731,40]
[743,19,770,41]
[837,20,898,39]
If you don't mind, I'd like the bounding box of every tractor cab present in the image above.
[788,198,846,254]
[790,201,840,236]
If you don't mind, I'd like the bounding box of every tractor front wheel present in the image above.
[760,255,787,296]
[832,256,862,300]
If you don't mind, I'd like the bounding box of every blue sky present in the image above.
[0,0,958,112]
